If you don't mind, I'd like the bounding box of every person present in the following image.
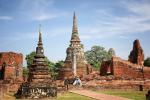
[64,77,69,91]
[73,76,82,87]
[146,90,150,100]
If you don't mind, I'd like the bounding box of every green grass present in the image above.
[57,92,93,100]
[96,90,146,100]
[3,92,93,100]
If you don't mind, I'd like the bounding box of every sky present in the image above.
[0,0,150,66]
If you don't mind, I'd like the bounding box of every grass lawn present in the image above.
[96,89,146,100]
[57,92,93,100]
[2,92,16,100]
[2,92,93,100]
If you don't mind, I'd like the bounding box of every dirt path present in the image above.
[70,89,131,100]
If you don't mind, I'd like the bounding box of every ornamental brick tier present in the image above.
[15,29,57,99]
[59,13,92,79]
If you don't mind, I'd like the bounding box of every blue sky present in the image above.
[0,0,150,65]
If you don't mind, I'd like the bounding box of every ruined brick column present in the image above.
[128,39,144,65]
[0,52,23,81]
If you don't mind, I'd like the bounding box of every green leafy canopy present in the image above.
[85,46,115,69]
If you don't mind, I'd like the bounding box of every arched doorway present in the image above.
[0,62,6,80]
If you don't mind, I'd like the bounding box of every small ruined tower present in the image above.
[59,12,91,79]
[16,27,57,99]
[128,39,144,65]
[27,28,51,83]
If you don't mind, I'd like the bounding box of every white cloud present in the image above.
[118,35,128,39]
[79,1,150,40]
[34,12,69,21]
[34,14,57,21]
[1,26,70,41]
[0,16,13,20]
[80,35,92,40]
[19,0,69,21]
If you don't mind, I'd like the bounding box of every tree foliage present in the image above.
[144,57,150,67]
[25,51,55,69]
[85,46,115,69]
[54,60,64,71]
[52,60,64,80]
[108,48,116,56]
[26,51,36,68]
[23,67,29,77]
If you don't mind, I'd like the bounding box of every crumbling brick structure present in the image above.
[100,39,150,79]
[0,52,23,81]
[0,52,23,93]
[100,57,150,79]
[59,13,92,79]
[129,39,144,65]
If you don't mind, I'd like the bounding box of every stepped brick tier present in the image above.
[129,39,144,65]
[15,30,57,99]
[59,13,92,79]
[100,56,150,79]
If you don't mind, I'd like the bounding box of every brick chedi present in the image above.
[129,39,144,65]
[16,29,57,99]
[27,30,51,83]
[0,52,23,81]
[59,13,91,79]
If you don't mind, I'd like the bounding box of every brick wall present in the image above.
[59,62,92,79]
[100,57,150,79]
[0,52,23,81]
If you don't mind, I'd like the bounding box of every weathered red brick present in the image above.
[0,52,23,82]
[100,56,150,79]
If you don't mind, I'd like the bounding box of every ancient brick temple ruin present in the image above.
[0,52,23,92]
[59,13,92,79]
[15,30,57,99]
[0,52,23,81]
[129,39,144,65]
[100,39,150,79]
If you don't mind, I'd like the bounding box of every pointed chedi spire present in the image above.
[72,12,78,33]
[36,24,44,56]
[71,12,80,42]
[38,24,42,45]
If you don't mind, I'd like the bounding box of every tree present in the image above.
[44,57,55,71]
[144,57,150,67]
[52,60,64,80]
[26,51,36,68]
[85,46,115,69]
[25,51,55,69]
[23,67,29,77]
[54,60,64,72]
[108,48,116,60]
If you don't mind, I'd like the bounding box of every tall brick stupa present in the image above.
[59,13,92,79]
